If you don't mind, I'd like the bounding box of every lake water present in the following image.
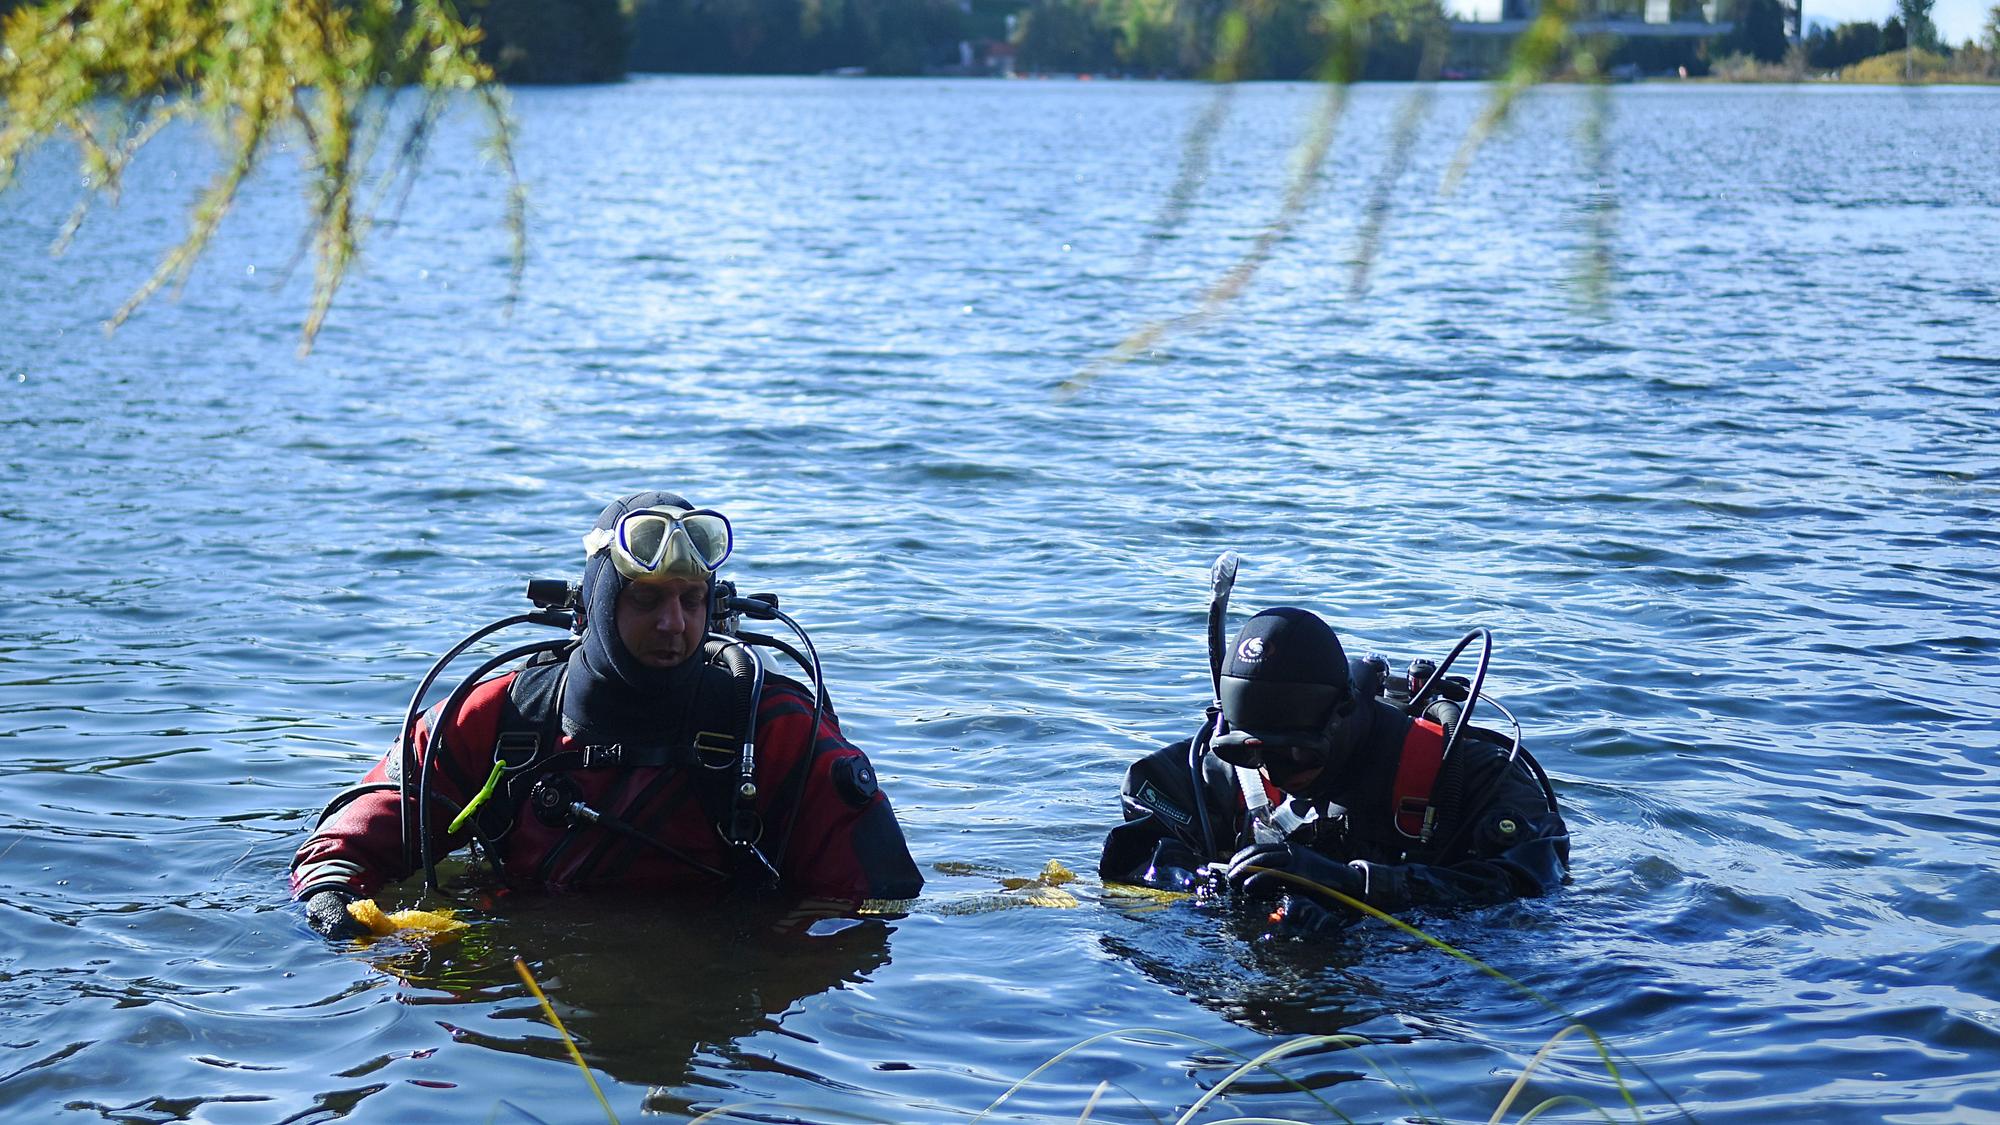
[3,76,1998,1123]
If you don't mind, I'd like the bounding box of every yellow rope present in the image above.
[512,956,619,1125]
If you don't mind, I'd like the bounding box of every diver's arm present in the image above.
[761,685,923,903]
[290,688,497,904]
[291,759,414,902]
[1353,747,1569,912]
[1347,818,1568,912]
[1100,738,1243,887]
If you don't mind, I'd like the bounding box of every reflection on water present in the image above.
[2,77,1998,1123]
[356,899,893,1114]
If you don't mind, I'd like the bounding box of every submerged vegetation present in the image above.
[489,879,1682,1124]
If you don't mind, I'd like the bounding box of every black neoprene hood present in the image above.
[1218,607,1353,743]
[561,489,710,742]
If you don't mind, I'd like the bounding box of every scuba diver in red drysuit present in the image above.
[1101,595,1568,933]
[293,491,923,938]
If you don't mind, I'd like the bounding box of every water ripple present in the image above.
[2,77,1998,1124]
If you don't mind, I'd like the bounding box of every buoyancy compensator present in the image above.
[1189,554,1557,848]
[398,577,830,894]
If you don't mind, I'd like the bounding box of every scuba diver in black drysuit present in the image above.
[1100,556,1568,933]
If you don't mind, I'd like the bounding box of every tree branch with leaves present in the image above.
[0,0,522,353]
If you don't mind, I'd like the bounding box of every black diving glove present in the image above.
[1270,892,1355,935]
[1224,842,1368,908]
[302,887,368,940]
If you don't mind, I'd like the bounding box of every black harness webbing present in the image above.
[465,643,775,887]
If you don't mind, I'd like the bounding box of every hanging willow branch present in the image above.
[0,0,521,353]
[1059,0,1373,397]
[1060,0,1609,395]
[1442,0,1577,194]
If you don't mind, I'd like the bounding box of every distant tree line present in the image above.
[1011,0,1448,78]
[1794,0,1935,68]
[7,0,1993,83]
[626,0,1448,79]
[1719,0,1792,62]
[475,0,630,83]
[1803,15,1906,68]
[468,0,2000,81]
[0,0,630,83]
[1697,0,1996,74]
[1799,0,1999,70]
[626,0,999,75]
[498,0,2000,81]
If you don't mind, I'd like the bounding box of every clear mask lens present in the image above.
[675,513,730,567]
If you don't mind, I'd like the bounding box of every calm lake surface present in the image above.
[3,77,1998,1123]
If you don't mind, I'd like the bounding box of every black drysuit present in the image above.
[1100,696,1570,916]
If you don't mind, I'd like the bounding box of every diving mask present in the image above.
[582,507,733,582]
[1210,728,1329,773]
[1209,691,1353,774]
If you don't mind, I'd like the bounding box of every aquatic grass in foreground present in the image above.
[513,956,619,1125]
[500,872,1684,1124]
[669,1022,1665,1123]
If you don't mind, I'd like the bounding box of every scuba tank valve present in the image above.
[525,579,581,615]
[1406,658,1437,706]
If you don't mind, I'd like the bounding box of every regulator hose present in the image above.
[417,637,574,892]
[396,607,573,870]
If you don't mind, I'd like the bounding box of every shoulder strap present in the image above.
[479,644,774,883]
[502,661,566,754]
[699,639,766,861]
[513,662,563,762]
[693,638,760,771]
[1391,718,1449,841]
[453,663,568,847]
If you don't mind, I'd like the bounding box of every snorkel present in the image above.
[1189,551,1240,858]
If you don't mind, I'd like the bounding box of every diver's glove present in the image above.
[1224,842,1368,908]
[1270,892,1354,935]
[302,887,368,940]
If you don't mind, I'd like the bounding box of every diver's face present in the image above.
[1260,706,1355,795]
[1260,747,1326,795]
[615,577,708,668]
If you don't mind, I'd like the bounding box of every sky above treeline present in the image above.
[1448,0,1988,40]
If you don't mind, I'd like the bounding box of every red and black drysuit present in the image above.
[1099,695,1568,917]
[292,660,923,907]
